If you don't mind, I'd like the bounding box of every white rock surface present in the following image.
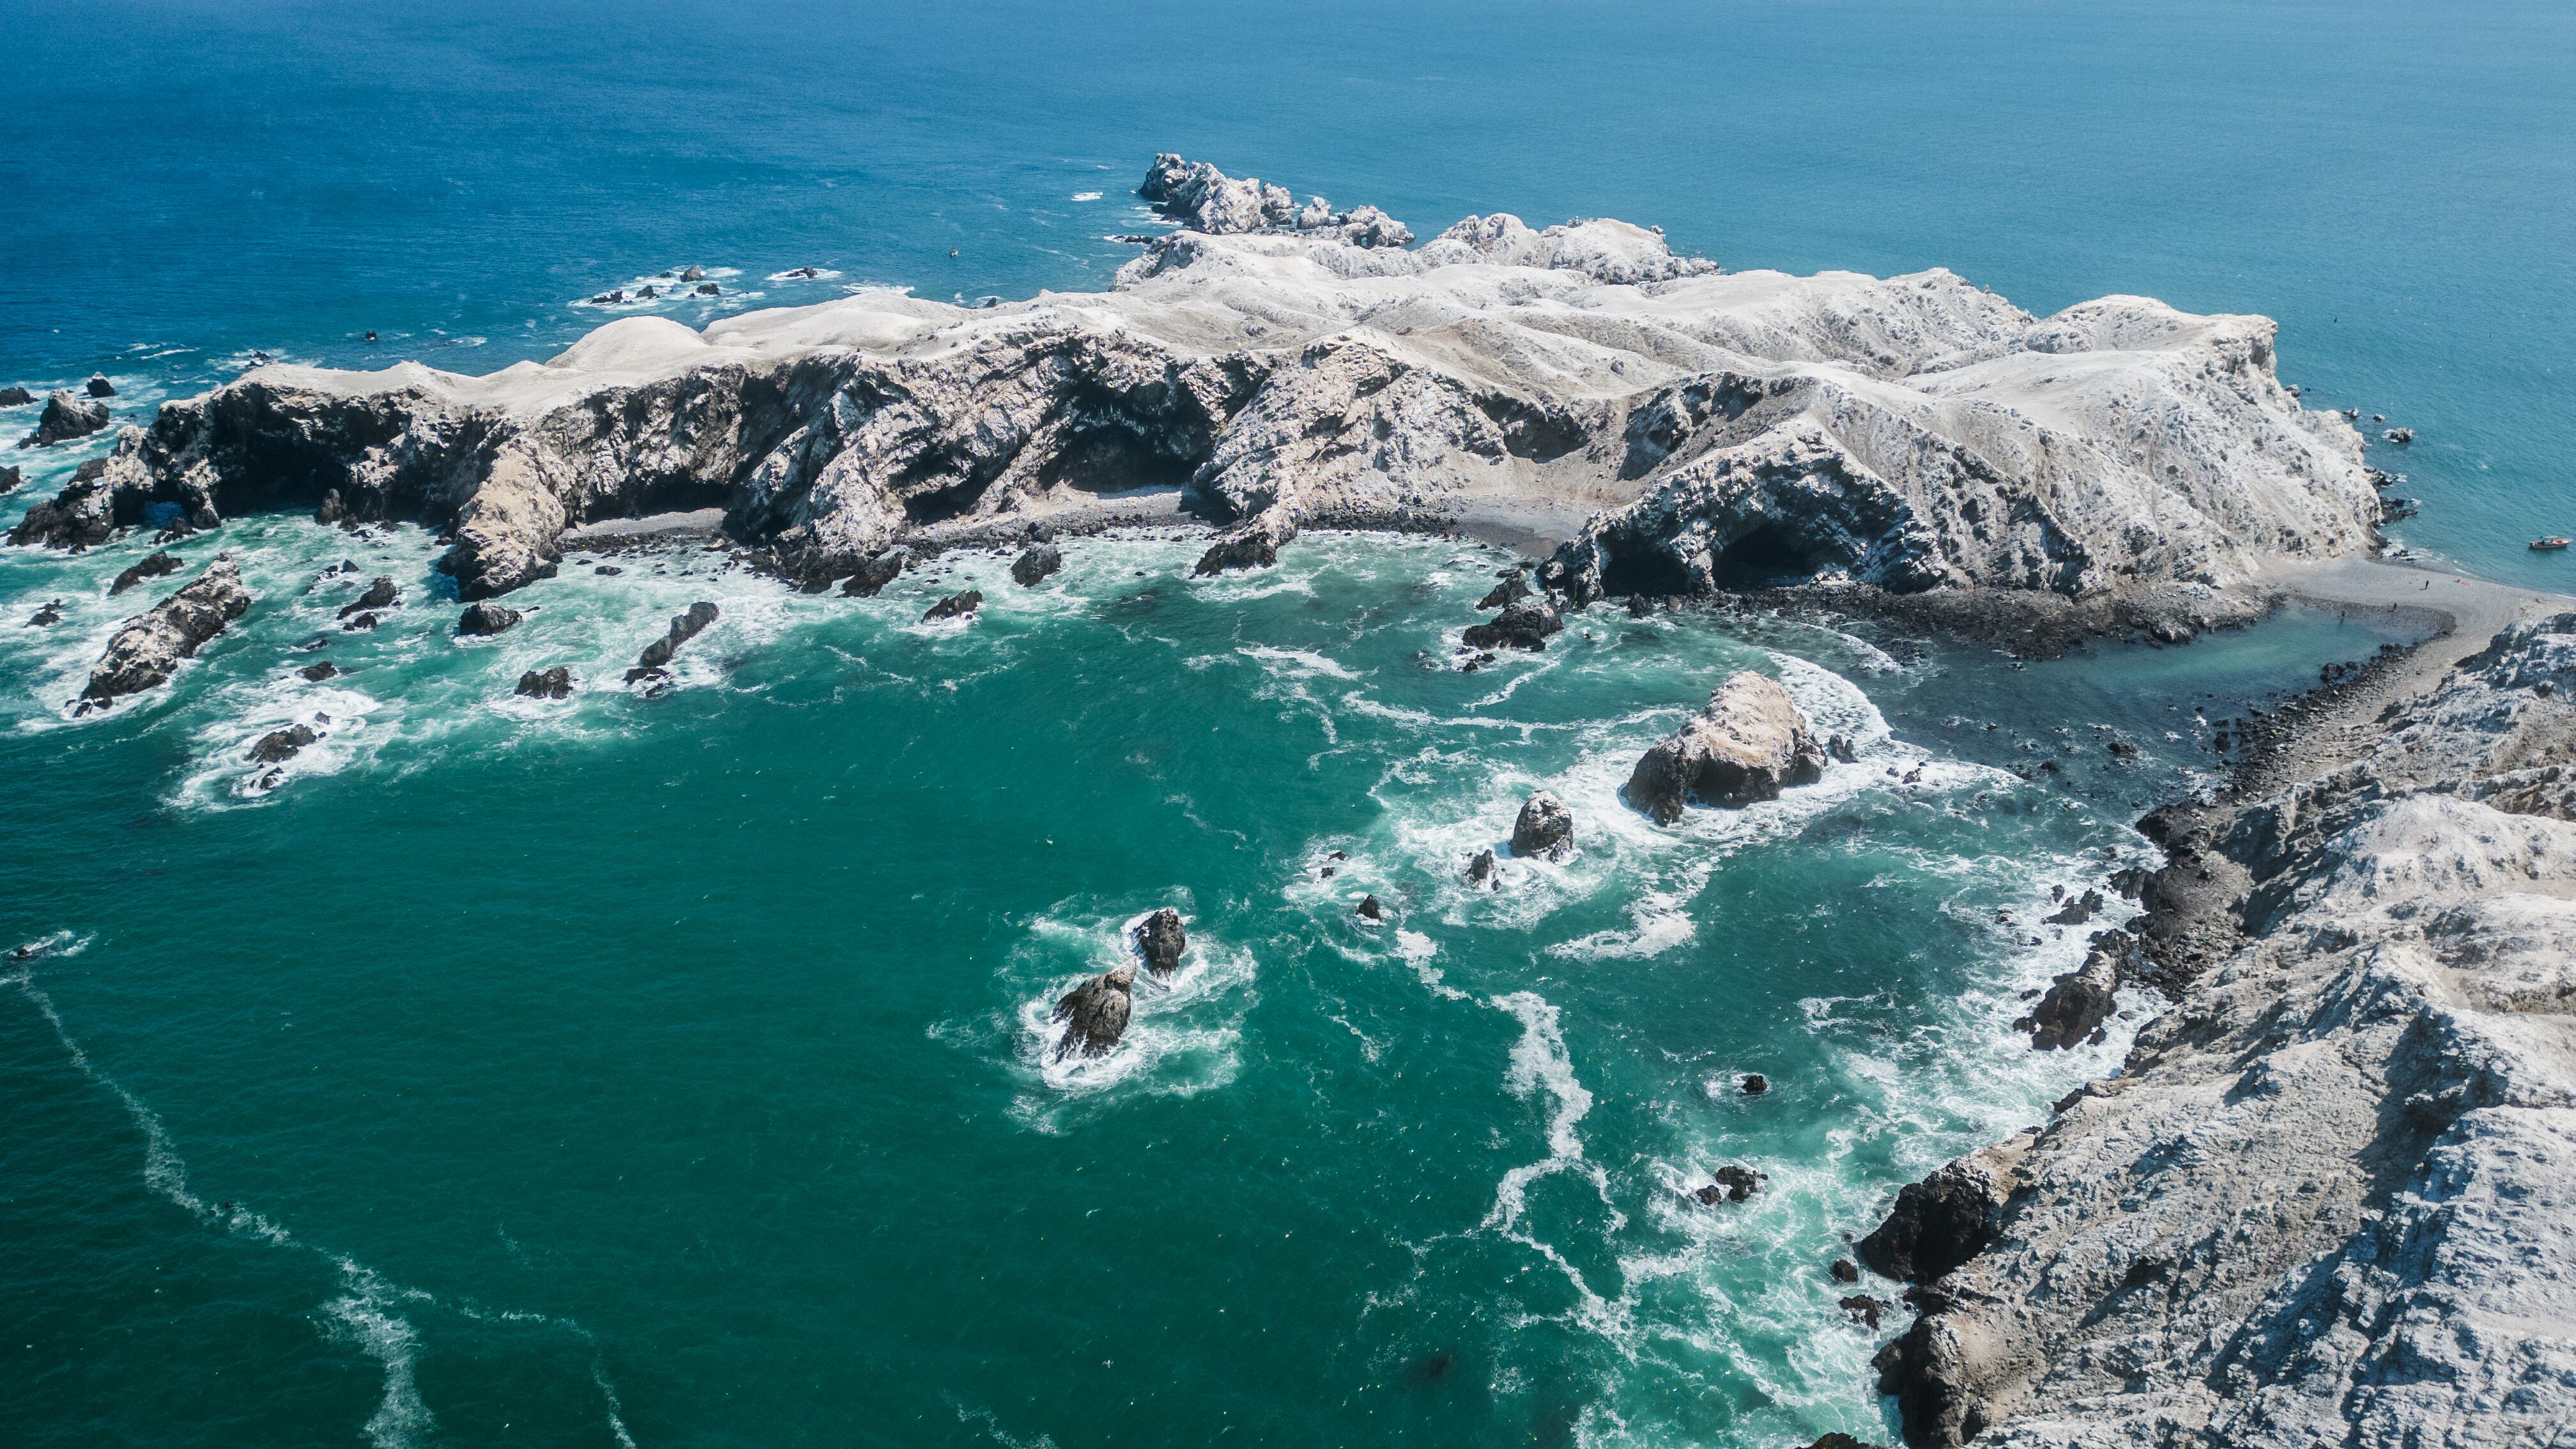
[32,155,2377,602]
[1874,615,2576,1449]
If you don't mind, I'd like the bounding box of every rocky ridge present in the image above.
[1866,612,2576,1448]
[11,156,2377,619]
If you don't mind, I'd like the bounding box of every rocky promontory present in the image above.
[1865,611,2576,1448]
[10,155,2377,617]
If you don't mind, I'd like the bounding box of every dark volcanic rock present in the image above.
[841,549,905,597]
[78,556,252,709]
[340,612,380,632]
[1134,907,1188,974]
[1856,1158,2011,1283]
[85,374,116,399]
[1462,598,1562,651]
[17,390,109,448]
[1510,790,1575,859]
[1194,527,1284,576]
[922,589,981,622]
[27,599,64,627]
[1831,1258,1861,1284]
[516,666,574,699]
[2043,888,2105,926]
[1466,847,1498,888]
[7,471,116,548]
[337,576,398,618]
[1050,963,1136,1060]
[0,464,20,494]
[1010,542,1062,586]
[1742,1073,1770,1096]
[0,387,33,406]
[1626,670,1827,824]
[1695,1164,1764,1204]
[1356,894,1385,923]
[2027,933,2127,1050]
[1476,573,1532,611]
[109,549,186,595]
[456,601,523,636]
[299,661,339,682]
[632,601,719,673]
[245,723,318,763]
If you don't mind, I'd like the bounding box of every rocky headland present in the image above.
[12,155,2380,636]
[1862,609,2576,1448]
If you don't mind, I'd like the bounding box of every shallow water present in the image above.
[2,521,2420,1447]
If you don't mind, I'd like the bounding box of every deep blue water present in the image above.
[0,4,2556,1446]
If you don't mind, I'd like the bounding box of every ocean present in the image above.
[0,2,2560,1445]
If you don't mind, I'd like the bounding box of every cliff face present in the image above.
[19,158,2380,602]
[1873,615,2576,1448]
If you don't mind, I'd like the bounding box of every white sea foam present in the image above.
[1070,192,1103,202]
[1480,990,1629,1340]
[996,902,1260,1124]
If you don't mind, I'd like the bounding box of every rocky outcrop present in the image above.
[12,155,2374,605]
[1138,154,1414,249]
[841,549,905,597]
[337,576,397,618]
[1867,613,2576,1448]
[1133,908,1186,974]
[1625,671,1827,823]
[627,602,718,680]
[1051,964,1135,1060]
[16,390,109,448]
[8,459,116,548]
[1010,542,1062,585]
[1510,791,1574,859]
[456,601,521,635]
[0,387,34,407]
[0,464,21,493]
[922,589,981,622]
[109,549,185,595]
[77,556,251,709]
[515,666,573,699]
[85,374,116,399]
[1462,598,1562,651]
[246,724,317,763]
[2021,933,2128,1050]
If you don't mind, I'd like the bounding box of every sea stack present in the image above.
[1510,791,1575,859]
[1625,671,1827,824]
[1133,908,1187,974]
[1051,964,1135,1060]
[77,556,252,710]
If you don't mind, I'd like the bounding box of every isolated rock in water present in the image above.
[1193,525,1286,576]
[340,612,380,632]
[1695,1165,1763,1204]
[456,601,522,636]
[245,723,318,763]
[79,556,252,707]
[1510,791,1575,859]
[27,599,64,627]
[841,549,905,597]
[1050,963,1135,1060]
[1463,598,1562,651]
[1626,671,1827,824]
[1828,733,1858,764]
[17,390,109,448]
[1830,1258,1861,1284]
[85,374,116,399]
[1476,572,1531,611]
[337,576,397,618]
[1011,542,1062,586]
[515,666,574,699]
[635,601,719,670]
[1741,1073,1769,1096]
[1855,1146,2020,1283]
[2384,427,2413,444]
[679,265,704,282]
[1466,848,1498,888]
[922,589,981,622]
[2043,888,2105,925]
[299,661,338,682]
[1134,907,1188,974]
[2027,934,2126,1050]
[0,464,20,494]
[1356,894,1384,923]
[0,387,33,406]
[109,549,186,595]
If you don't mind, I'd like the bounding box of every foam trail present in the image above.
[7,939,643,1449]
[1480,991,1628,1340]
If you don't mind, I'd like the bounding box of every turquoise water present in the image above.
[0,2,2522,1444]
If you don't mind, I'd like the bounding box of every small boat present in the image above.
[2533,538,2571,551]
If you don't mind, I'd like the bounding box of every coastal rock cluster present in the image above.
[1867,613,2576,1448]
[12,156,2377,617]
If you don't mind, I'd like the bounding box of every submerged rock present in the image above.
[77,556,251,709]
[1625,671,1826,824]
[27,599,64,627]
[109,549,185,595]
[1133,907,1187,974]
[1510,791,1575,859]
[516,665,574,700]
[922,589,981,622]
[1694,1164,1764,1204]
[16,390,108,448]
[1050,963,1135,1060]
[1011,542,1062,586]
[456,601,522,636]
[1462,598,1561,651]
[299,661,339,682]
[1741,1073,1769,1096]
